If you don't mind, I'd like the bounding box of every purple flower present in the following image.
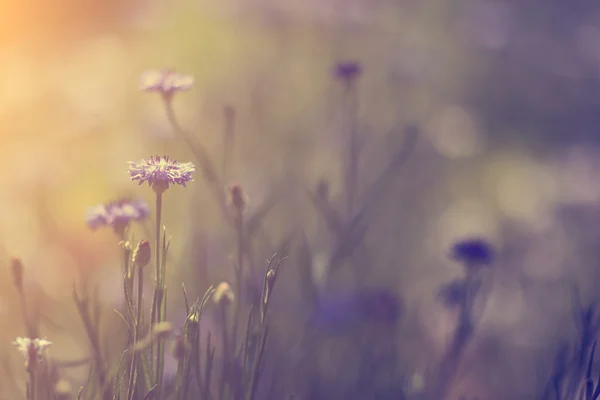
[128,155,194,193]
[86,198,149,234]
[334,61,362,81]
[140,69,194,98]
[450,237,495,267]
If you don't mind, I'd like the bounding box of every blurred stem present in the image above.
[25,363,35,400]
[222,106,236,182]
[231,211,244,366]
[218,307,229,400]
[342,80,360,221]
[126,265,144,400]
[434,272,478,399]
[17,288,36,339]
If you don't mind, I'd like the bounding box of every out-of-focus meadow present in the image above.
[3,0,600,399]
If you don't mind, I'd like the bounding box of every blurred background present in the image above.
[1,0,600,399]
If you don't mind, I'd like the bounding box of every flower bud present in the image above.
[54,379,73,400]
[133,240,151,268]
[213,282,235,307]
[226,183,248,213]
[264,269,277,303]
[171,334,189,361]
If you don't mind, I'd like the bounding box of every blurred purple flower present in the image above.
[450,237,495,267]
[334,61,362,81]
[309,288,402,334]
[140,69,194,98]
[86,198,149,234]
[128,155,195,193]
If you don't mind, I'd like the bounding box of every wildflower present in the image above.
[213,282,235,307]
[10,257,24,292]
[13,337,52,369]
[226,183,248,213]
[140,69,194,99]
[334,61,362,81]
[450,237,495,269]
[128,155,195,194]
[85,198,149,234]
[132,239,151,268]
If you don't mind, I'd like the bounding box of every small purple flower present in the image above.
[334,61,362,81]
[140,69,194,98]
[86,198,149,234]
[128,155,195,193]
[450,237,495,267]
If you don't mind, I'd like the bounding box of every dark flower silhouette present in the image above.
[450,237,495,267]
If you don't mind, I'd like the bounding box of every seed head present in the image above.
[133,240,151,268]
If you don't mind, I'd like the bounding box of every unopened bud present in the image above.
[226,183,248,213]
[213,282,235,307]
[264,269,277,304]
[133,240,151,268]
[54,379,73,400]
[171,334,189,361]
[11,257,24,292]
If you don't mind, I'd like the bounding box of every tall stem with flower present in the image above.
[128,154,195,397]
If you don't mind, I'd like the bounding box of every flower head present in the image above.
[86,198,149,234]
[140,69,194,98]
[13,337,52,368]
[128,155,195,193]
[450,237,495,268]
[334,61,362,81]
